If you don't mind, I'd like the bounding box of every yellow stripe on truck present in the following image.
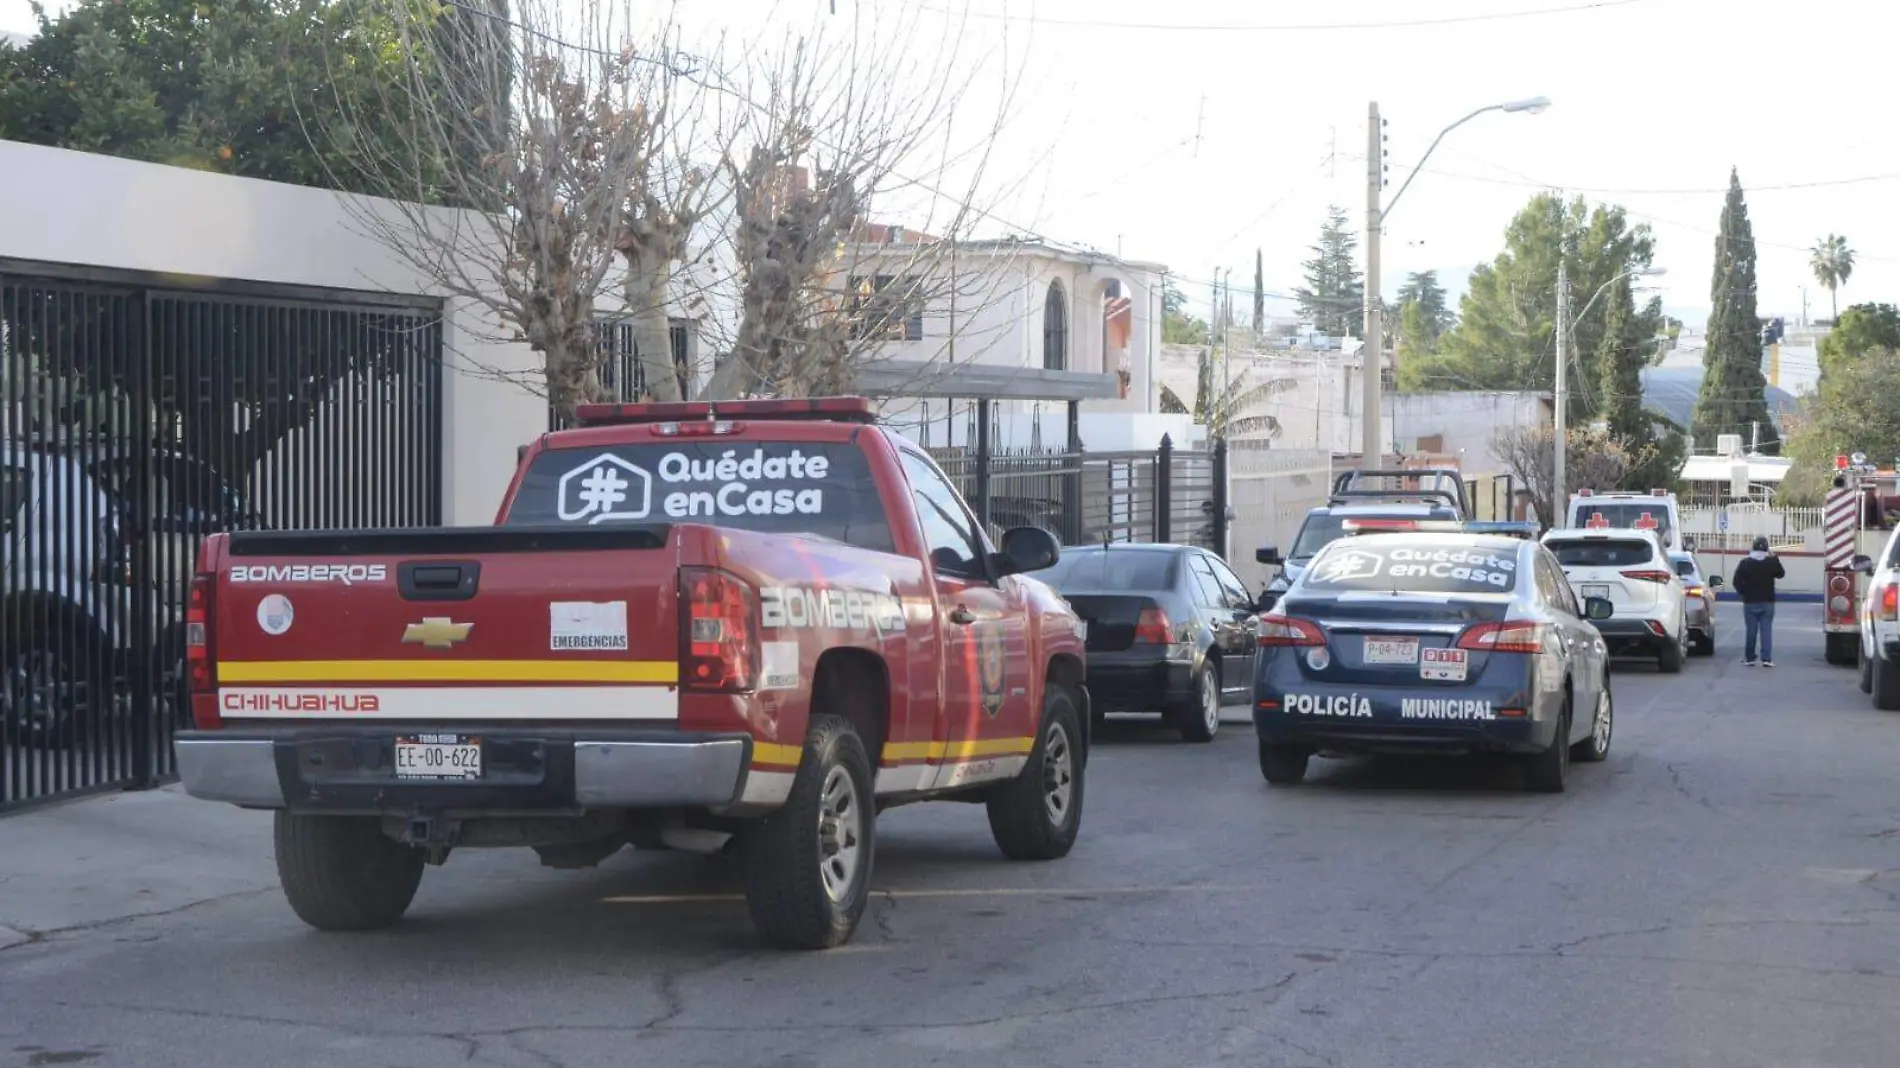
[217,660,679,684]
[750,736,1036,770]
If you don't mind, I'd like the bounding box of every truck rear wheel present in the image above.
[986,686,1084,861]
[1875,652,1900,712]
[273,812,425,931]
[741,714,875,950]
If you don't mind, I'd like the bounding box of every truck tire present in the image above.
[986,686,1084,861]
[1875,653,1900,712]
[273,812,425,932]
[1826,632,1858,666]
[1257,741,1308,786]
[741,715,875,950]
[1860,641,1874,694]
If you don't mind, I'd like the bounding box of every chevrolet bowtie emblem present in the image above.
[402,617,473,650]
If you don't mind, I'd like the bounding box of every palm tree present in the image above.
[1811,233,1857,321]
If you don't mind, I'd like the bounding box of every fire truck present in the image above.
[1822,453,1888,666]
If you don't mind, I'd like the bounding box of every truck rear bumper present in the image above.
[174,728,752,812]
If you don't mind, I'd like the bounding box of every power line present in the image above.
[904,0,1648,33]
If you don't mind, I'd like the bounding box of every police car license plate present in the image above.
[1582,583,1611,601]
[1364,637,1419,664]
[395,734,482,780]
[1421,648,1468,681]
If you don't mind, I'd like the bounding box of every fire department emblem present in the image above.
[977,623,1007,717]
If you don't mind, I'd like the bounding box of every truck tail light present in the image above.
[680,567,758,693]
[1880,583,1899,622]
[1133,607,1175,644]
[1258,613,1325,647]
[186,571,221,729]
[1458,621,1547,653]
[1620,569,1674,584]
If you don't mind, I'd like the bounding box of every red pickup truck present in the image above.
[173,397,1090,949]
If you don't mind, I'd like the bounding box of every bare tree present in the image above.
[315,0,728,419]
[1493,424,1634,527]
[696,6,1029,400]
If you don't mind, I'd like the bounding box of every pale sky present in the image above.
[3,0,1888,330]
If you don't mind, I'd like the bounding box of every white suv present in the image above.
[1852,536,1900,709]
[1542,527,1689,673]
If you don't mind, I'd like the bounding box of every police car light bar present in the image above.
[1340,519,1537,539]
[574,396,881,427]
[1462,521,1540,540]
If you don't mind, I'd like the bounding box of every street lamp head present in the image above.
[1501,96,1552,114]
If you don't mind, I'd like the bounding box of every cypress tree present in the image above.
[1693,168,1779,451]
[1598,276,1645,442]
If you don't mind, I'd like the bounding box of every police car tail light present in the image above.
[1619,569,1673,584]
[1457,620,1546,653]
[1133,607,1176,644]
[680,567,758,693]
[1257,614,1324,647]
[186,571,222,729]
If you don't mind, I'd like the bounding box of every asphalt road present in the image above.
[3,603,1898,1068]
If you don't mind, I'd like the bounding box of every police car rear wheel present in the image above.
[742,714,876,949]
[1179,665,1220,743]
[1258,741,1308,786]
[1524,701,1570,793]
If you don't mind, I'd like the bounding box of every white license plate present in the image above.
[1582,584,1611,600]
[395,734,482,780]
[1363,637,1419,664]
[1420,648,1469,681]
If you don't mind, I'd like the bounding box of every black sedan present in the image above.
[1036,543,1261,742]
[1253,530,1616,792]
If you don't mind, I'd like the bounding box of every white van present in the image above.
[1566,490,1684,555]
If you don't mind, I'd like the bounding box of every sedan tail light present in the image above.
[1133,607,1176,644]
[1457,620,1548,653]
[1258,613,1325,647]
[1620,569,1674,584]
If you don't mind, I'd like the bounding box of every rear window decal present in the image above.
[1305,541,1518,594]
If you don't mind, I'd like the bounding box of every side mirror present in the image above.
[1708,575,1724,588]
[996,526,1060,576]
[1255,546,1283,566]
[1256,590,1280,613]
[1851,554,1876,575]
[1683,537,1698,552]
[1584,596,1614,621]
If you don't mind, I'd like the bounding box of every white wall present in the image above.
[0,140,546,524]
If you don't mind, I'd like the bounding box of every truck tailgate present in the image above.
[210,526,681,724]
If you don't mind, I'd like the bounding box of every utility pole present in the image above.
[1360,101,1384,463]
[1553,258,1569,519]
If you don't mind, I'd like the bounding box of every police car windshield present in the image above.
[1575,502,1671,540]
[1302,537,1521,595]
[505,440,896,552]
[1289,516,1350,559]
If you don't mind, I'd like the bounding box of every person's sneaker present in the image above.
[1761,661,1775,668]
[1741,659,1757,666]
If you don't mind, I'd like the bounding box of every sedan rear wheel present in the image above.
[1179,664,1220,744]
[1572,684,1612,763]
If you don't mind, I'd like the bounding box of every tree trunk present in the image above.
[622,260,682,402]
[1831,285,1839,323]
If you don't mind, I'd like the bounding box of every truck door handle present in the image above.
[949,606,976,625]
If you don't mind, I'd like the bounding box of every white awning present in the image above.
[1679,455,1792,484]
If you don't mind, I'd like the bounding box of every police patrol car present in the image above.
[1253,519,1615,793]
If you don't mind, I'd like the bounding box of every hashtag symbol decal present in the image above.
[576,466,629,519]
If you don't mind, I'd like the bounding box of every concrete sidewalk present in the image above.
[0,785,279,951]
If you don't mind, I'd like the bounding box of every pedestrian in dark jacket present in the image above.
[1732,536,1786,667]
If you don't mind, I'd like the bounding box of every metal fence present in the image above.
[2,260,444,812]
[928,435,1228,555]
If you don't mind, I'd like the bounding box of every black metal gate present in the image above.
[1,260,444,812]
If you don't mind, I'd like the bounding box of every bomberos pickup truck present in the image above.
[174,397,1090,948]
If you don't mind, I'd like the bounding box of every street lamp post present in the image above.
[1553,264,1668,517]
[1360,96,1550,464]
